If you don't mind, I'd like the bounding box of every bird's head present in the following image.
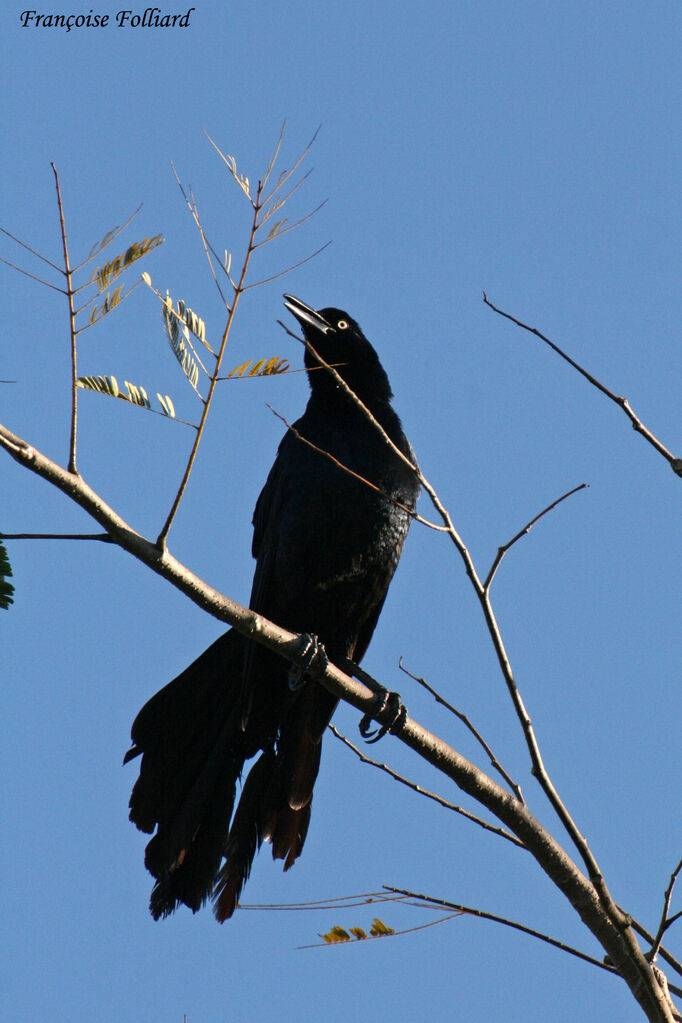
[283,294,393,405]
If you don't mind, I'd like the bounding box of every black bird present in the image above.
[126,294,419,921]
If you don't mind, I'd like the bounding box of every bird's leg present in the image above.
[288,633,328,691]
[359,689,407,743]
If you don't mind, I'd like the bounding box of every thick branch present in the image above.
[0,418,674,1021]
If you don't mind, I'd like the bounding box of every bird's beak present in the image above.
[283,294,334,334]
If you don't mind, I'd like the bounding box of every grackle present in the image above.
[125,294,419,921]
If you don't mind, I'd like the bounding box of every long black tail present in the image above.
[126,630,250,918]
[126,630,335,921]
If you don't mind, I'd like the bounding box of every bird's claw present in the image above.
[359,689,407,743]
[288,633,327,691]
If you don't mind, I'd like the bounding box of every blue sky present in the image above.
[2,2,681,1020]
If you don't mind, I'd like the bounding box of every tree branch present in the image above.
[328,724,526,848]
[483,293,682,478]
[650,859,682,962]
[0,416,675,1021]
[52,164,79,475]
[385,886,619,976]
[398,658,524,802]
[484,482,589,590]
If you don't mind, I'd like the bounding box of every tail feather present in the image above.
[127,630,249,916]
[127,630,339,920]
[213,747,277,921]
[269,800,312,870]
[279,686,337,811]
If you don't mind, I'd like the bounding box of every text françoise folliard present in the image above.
[19,8,195,30]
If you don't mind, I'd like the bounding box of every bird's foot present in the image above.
[359,689,407,743]
[288,633,328,691]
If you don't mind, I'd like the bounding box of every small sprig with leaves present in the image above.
[0,174,164,473]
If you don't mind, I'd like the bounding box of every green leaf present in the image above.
[77,374,177,418]
[87,224,121,260]
[266,218,288,242]
[160,294,207,396]
[157,393,176,418]
[88,284,124,326]
[90,235,163,292]
[320,926,351,944]
[227,356,289,378]
[0,536,14,610]
[369,918,395,937]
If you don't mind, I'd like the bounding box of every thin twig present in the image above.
[242,240,332,290]
[260,120,286,191]
[252,199,328,249]
[483,293,682,478]
[484,483,589,590]
[74,281,142,331]
[158,130,326,545]
[71,204,142,273]
[156,179,262,547]
[650,859,682,962]
[298,911,463,949]
[240,890,399,911]
[0,532,113,542]
[170,163,232,311]
[203,131,255,206]
[384,887,619,976]
[0,225,64,273]
[329,724,526,848]
[398,658,524,803]
[267,404,447,530]
[260,125,321,208]
[52,165,79,475]
[0,255,66,293]
[631,914,682,982]
[258,170,313,227]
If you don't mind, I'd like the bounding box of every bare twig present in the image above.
[260,125,321,207]
[0,532,112,542]
[240,890,399,912]
[483,293,682,478]
[71,204,142,273]
[52,165,79,475]
[242,240,332,290]
[266,404,447,530]
[258,170,313,227]
[170,164,232,311]
[260,120,286,192]
[0,255,65,293]
[650,860,682,962]
[252,199,328,249]
[631,916,682,982]
[0,224,63,273]
[384,887,619,976]
[329,724,526,848]
[398,658,524,802]
[484,483,589,590]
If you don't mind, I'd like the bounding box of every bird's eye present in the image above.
[337,319,349,330]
